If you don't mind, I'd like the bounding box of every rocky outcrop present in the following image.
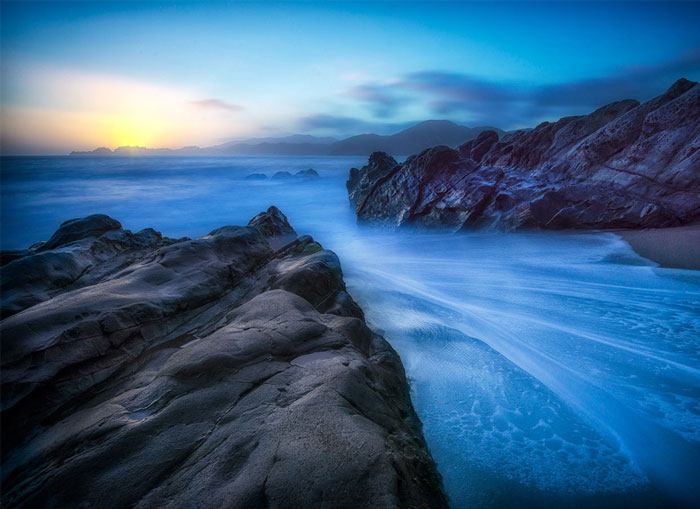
[347,79,700,230]
[248,169,320,181]
[296,168,319,178]
[0,210,446,508]
[248,206,296,237]
[0,215,183,319]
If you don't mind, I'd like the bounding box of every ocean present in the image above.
[2,155,699,507]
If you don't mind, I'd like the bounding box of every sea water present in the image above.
[2,156,699,507]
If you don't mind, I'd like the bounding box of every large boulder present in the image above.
[38,214,123,251]
[247,205,297,238]
[0,210,447,508]
[347,79,700,231]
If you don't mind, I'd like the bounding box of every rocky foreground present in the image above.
[347,78,700,230]
[0,209,446,508]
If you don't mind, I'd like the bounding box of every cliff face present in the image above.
[347,79,700,230]
[0,209,447,508]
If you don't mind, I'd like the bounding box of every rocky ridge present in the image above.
[347,79,700,230]
[0,208,446,508]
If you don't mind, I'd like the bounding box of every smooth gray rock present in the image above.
[1,211,446,508]
[347,79,700,231]
[38,214,123,251]
[0,223,177,319]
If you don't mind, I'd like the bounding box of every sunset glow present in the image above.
[1,1,699,154]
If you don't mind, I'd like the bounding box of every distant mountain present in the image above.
[70,145,207,157]
[329,120,504,156]
[70,120,504,157]
[212,142,335,156]
[70,147,115,156]
[216,134,338,147]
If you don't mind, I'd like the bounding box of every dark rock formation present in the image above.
[295,168,320,178]
[272,171,294,179]
[247,206,297,249]
[347,151,399,216]
[39,214,123,251]
[0,216,182,320]
[1,211,446,508]
[347,79,700,230]
[247,205,296,237]
[245,173,268,180]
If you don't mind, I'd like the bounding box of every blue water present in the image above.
[2,156,700,507]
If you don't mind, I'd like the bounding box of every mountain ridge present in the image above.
[69,120,505,157]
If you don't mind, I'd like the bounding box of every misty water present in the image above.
[2,156,699,507]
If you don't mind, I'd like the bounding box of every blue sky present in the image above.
[2,1,699,153]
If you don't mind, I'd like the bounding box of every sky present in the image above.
[1,1,700,155]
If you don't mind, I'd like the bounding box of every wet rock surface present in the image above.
[0,210,446,508]
[347,79,700,230]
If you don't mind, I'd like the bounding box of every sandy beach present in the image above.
[617,223,700,271]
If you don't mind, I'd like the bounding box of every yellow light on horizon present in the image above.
[4,65,252,153]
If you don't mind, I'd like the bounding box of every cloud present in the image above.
[189,99,242,113]
[296,114,414,136]
[341,83,409,118]
[528,49,700,112]
[336,49,700,129]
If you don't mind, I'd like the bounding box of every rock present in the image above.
[347,79,700,231]
[0,210,447,508]
[462,129,499,163]
[245,173,268,180]
[247,206,297,249]
[0,250,30,266]
[346,151,398,210]
[272,171,294,179]
[0,220,177,319]
[295,168,320,178]
[247,205,296,237]
[39,214,122,251]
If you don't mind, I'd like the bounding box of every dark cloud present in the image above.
[399,71,513,103]
[189,99,242,113]
[296,114,414,136]
[533,49,700,109]
[336,50,700,129]
[342,84,409,118]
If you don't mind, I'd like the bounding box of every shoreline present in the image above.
[614,223,700,271]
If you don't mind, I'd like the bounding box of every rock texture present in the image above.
[347,79,700,230]
[248,206,296,237]
[1,211,446,508]
[0,215,183,319]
